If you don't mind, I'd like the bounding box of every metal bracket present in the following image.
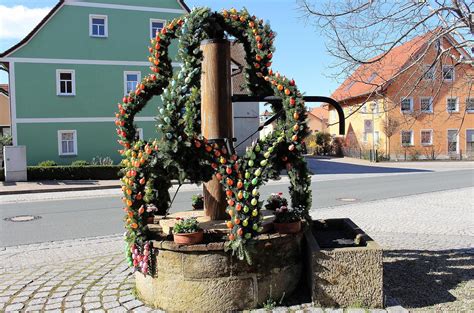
[232,95,345,135]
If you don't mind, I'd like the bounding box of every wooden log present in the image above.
[200,39,232,221]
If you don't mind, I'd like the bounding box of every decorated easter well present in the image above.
[115,7,381,311]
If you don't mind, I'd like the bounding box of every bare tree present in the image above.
[300,0,473,159]
[382,116,400,158]
[299,0,471,76]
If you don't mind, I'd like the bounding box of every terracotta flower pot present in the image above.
[173,230,204,245]
[274,220,302,234]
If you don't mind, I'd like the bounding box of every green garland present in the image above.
[115,7,312,275]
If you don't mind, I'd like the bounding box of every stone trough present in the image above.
[135,211,304,311]
[305,218,383,308]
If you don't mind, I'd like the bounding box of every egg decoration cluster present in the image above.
[115,7,312,274]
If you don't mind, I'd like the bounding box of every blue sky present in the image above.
[0,0,341,103]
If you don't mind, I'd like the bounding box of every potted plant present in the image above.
[191,194,204,210]
[273,206,301,234]
[145,205,158,224]
[173,217,203,245]
[265,192,288,211]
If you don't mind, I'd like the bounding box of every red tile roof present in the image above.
[331,30,439,102]
[310,106,328,120]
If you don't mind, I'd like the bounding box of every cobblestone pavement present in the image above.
[0,188,472,312]
[311,187,474,312]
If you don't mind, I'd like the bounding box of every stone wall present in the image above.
[136,233,303,311]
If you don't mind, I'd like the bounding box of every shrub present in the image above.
[173,217,200,234]
[91,156,114,165]
[27,165,121,180]
[71,160,89,166]
[331,137,344,157]
[0,135,12,146]
[37,160,57,167]
[315,132,332,155]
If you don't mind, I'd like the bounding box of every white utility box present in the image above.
[3,146,27,182]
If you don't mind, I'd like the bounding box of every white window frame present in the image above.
[420,97,433,113]
[150,19,166,39]
[123,71,141,96]
[58,130,78,156]
[137,128,144,140]
[447,129,459,154]
[466,98,474,113]
[56,69,76,96]
[89,14,108,37]
[466,128,474,153]
[446,97,459,113]
[401,130,414,146]
[423,64,435,80]
[400,97,413,113]
[362,132,368,143]
[360,104,367,113]
[420,129,433,146]
[442,65,454,82]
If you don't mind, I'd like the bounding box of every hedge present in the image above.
[27,165,122,180]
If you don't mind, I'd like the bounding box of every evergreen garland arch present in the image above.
[115,7,312,275]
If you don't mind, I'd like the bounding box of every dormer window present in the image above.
[90,15,108,37]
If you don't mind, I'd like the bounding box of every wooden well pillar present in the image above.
[200,39,233,220]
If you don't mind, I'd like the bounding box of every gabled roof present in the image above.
[310,106,328,120]
[0,84,9,94]
[0,0,190,58]
[331,29,459,102]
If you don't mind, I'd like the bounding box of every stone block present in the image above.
[306,219,383,308]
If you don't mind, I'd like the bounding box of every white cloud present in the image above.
[0,5,51,39]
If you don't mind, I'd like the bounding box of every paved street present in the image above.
[0,186,472,311]
[0,158,472,312]
[1,158,473,247]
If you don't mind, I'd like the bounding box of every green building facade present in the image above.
[1,0,189,165]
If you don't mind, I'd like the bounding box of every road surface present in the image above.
[1,158,472,247]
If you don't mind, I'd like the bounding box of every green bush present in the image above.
[38,160,57,167]
[27,165,121,180]
[0,134,12,146]
[71,160,89,166]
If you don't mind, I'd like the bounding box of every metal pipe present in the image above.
[232,95,345,135]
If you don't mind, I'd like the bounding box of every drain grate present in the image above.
[337,198,358,202]
[4,215,42,222]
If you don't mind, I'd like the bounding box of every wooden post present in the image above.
[200,39,233,220]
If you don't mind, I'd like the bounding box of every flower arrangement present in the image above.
[191,194,204,210]
[274,206,300,224]
[173,217,201,234]
[273,206,302,234]
[173,217,203,245]
[265,192,288,211]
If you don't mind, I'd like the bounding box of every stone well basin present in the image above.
[135,217,303,311]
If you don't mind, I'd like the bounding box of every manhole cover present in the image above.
[337,198,358,202]
[4,215,42,222]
